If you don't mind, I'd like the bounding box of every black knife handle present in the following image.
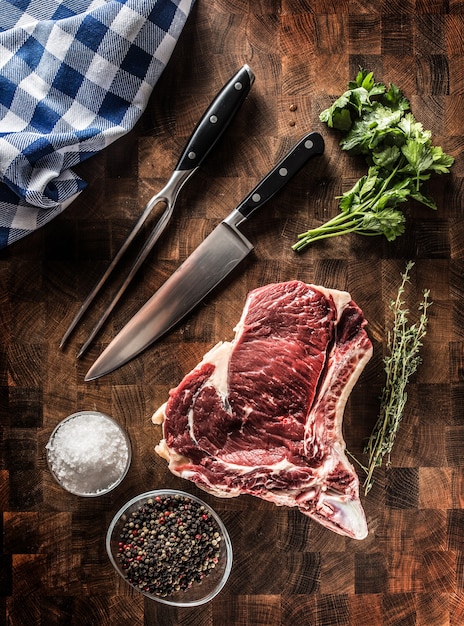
[236,131,324,220]
[176,65,255,171]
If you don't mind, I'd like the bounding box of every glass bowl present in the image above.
[106,489,233,606]
[46,411,131,497]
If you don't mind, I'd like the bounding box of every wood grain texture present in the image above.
[2,1,464,624]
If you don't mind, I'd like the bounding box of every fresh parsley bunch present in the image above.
[293,69,454,252]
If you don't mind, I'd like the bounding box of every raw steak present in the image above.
[153,281,372,539]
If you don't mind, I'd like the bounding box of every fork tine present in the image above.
[77,199,173,358]
[59,194,159,349]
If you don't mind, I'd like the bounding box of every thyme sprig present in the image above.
[362,261,432,495]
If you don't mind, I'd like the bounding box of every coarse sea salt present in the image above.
[46,411,131,496]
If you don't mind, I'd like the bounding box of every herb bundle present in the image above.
[362,261,432,494]
[293,70,454,252]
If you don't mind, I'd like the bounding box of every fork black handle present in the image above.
[176,65,255,171]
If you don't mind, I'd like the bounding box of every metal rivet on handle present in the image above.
[252,193,261,202]
[304,140,314,149]
[188,151,196,160]
[210,115,218,124]
[234,81,243,91]
[279,167,288,177]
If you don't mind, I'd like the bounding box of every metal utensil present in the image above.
[85,131,325,381]
[60,65,255,354]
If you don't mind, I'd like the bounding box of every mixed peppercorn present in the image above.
[116,493,222,597]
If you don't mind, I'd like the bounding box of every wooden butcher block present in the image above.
[2,1,464,625]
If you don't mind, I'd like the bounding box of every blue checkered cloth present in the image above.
[0,0,195,248]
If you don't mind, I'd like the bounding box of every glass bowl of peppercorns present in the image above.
[106,489,233,606]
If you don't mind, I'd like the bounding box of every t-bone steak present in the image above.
[153,280,373,539]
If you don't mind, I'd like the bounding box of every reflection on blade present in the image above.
[85,221,253,381]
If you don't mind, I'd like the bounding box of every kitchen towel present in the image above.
[0,0,195,249]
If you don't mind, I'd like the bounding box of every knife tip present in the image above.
[84,363,103,382]
[84,368,104,382]
[84,355,118,381]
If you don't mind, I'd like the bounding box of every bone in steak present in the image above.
[153,280,372,539]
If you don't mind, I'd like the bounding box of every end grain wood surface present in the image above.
[2,1,464,625]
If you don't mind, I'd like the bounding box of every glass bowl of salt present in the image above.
[46,411,131,497]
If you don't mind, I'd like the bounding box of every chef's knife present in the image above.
[85,131,324,381]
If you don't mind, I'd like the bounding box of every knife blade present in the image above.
[85,130,324,381]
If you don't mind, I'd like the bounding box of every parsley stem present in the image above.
[293,225,362,249]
